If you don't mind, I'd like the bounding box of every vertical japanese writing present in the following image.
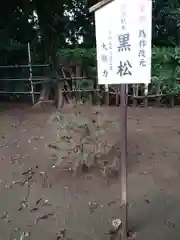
[138,4,146,67]
[117,60,132,76]
[120,3,126,30]
[139,3,146,22]
[117,3,132,76]
[138,30,146,66]
[101,42,108,77]
[108,30,113,71]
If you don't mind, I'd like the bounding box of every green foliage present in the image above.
[152,0,180,46]
[57,48,96,70]
[151,47,180,95]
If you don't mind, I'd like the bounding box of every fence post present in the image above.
[144,83,148,108]
[169,94,175,108]
[27,43,35,104]
[105,84,109,105]
[132,84,138,107]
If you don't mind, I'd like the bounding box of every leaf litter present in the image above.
[49,109,120,175]
[1,106,121,238]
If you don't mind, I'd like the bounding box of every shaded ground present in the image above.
[0,103,180,240]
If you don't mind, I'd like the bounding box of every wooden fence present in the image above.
[0,44,179,108]
[46,77,180,108]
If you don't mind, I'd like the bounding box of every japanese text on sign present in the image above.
[108,30,113,71]
[139,29,147,66]
[95,0,152,84]
[116,1,132,78]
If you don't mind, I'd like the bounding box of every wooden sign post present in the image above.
[89,0,152,239]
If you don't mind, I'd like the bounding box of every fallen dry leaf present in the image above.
[1,211,8,219]
[56,228,66,239]
[18,200,28,211]
[88,201,99,213]
[165,220,176,228]
[36,198,43,205]
[22,168,34,176]
[144,199,150,204]
[111,218,122,232]
[20,231,30,240]
[108,200,117,206]
[42,199,52,207]
[12,180,26,186]
[13,227,20,232]
[30,207,39,212]
[35,213,55,224]
[1,211,12,224]
[48,144,60,150]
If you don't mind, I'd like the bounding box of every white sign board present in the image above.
[95,0,152,85]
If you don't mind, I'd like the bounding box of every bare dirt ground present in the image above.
[0,103,180,240]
